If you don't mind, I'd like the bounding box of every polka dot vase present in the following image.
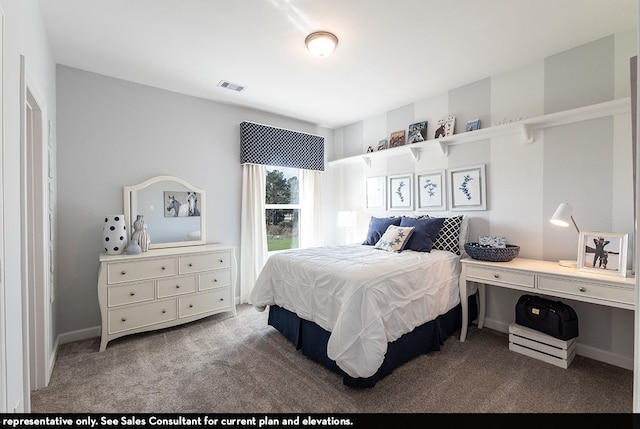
[103,214,128,255]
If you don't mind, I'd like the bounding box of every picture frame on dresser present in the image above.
[415,170,446,211]
[449,164,487,211]
[388,174,413,211]
[577,231,628,277]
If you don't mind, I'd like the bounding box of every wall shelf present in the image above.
[327,98,631,167]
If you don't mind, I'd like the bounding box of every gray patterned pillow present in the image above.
[431,215,464,255]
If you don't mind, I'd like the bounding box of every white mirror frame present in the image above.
[124,175,206,249]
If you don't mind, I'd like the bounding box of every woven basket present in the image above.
[464,243,520,262]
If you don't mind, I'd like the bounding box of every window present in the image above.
[265,166,300,252]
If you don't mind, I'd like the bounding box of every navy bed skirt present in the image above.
[267,294,478,387]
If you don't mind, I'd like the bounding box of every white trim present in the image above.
[56,326,101,346]
[20,56,53,412]
[0,5,6,413]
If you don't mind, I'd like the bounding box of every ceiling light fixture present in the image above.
[305,31,338,58]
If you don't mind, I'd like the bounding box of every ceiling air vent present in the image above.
[217,80,246,92]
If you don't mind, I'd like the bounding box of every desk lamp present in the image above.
[550,203,580,267]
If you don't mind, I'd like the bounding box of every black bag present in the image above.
[515,294,579,340]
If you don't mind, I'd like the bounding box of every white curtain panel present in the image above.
[300,169,324,248]
[240,163,268,304]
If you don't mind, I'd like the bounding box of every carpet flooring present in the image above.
[31,304,632,414]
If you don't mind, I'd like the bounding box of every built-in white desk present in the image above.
[459,257,635,342]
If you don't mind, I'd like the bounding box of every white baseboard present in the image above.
[57,325,101,346]
[482,318,633,371]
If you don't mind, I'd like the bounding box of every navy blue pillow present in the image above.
[399,216,446,252]
[362,217,401,245]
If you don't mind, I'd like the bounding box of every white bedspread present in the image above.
[249,244,463,378]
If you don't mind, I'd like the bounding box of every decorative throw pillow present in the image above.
[362,216,401,245]
[374,225,415,253]
[399,216,445,252]
[431,215,464,255]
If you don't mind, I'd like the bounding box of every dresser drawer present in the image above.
[107,280,155,307]
[108,299,177,334]
[179,288,232,318]
[179,251,231,274]
[158,275,197,298]
[538,276,634,305]
[466,265,535,288]
[107,258,176,284]
[199,269,232,291]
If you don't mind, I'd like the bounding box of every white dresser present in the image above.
[97,244,237,351]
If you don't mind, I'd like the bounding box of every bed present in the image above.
[249,215,477,387]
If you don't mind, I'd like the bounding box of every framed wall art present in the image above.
[164,191,201,217]
[365,176,386,211]
[408,121,428,143]
[377,139,388,151]
[388,174,413,211]
[388,130,406,148]
[434,116,455,138]
[465,118,480,132]
[416,170,446,211]
[577,231,628,277]
[449,164,486,211]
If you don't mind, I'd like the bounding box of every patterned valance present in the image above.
[240,121,324,171]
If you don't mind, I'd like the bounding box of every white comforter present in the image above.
[249,244,462,378]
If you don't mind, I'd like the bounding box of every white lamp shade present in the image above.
[305,31,338,57]
[337,211,357,228]
[550,203,573,227]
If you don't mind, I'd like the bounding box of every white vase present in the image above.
[103,214,127,255]
[126,239,142,255]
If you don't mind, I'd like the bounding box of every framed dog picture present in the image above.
[577,231,628,277]
[434,116,455,138]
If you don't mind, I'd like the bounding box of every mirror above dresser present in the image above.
[124,175,206,249]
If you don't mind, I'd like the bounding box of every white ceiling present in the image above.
[38,0,638,129]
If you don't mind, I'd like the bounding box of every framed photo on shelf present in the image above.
[465,118,481,132]
[388,174,413,211]
[365,176,386,211]
[415,170,446,211]
[388,130,406,148]
[408,121,428,143]
[434,116,455,138]
[377,139,388,151]
[449,164,486,211]
[577,231,628,277]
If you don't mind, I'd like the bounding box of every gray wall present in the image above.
[56,66,335,336]
[330,30,637,368]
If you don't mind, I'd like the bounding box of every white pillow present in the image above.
[374,225,415,253]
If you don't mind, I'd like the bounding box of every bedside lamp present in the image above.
[549,203,580,267]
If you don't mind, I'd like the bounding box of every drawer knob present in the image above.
[579,287,587,292]
[219,259,224,263]
[220,298,224,302]
[161,266,166,271]
[121,317,127,322]
[175,285,180,289]
[214,279,218,282]
[120,271,126,276]
[189,304,194,308]
[161,309,166,314]
[493,274,500,279]
[129,292,135,296]
[189,263,193,267]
